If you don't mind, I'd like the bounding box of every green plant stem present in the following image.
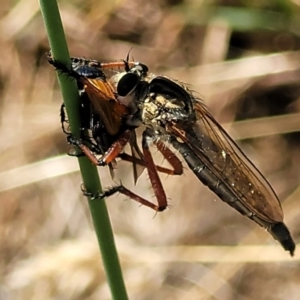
[39,1,128,299]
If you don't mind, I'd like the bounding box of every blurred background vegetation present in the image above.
[0,0,300,299]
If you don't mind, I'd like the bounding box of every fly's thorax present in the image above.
[115,68,195,132]
[139,89,192,127]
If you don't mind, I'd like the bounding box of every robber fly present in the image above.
[49,54,295,256]
[107,61,295,255]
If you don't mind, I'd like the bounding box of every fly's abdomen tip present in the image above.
[269,222,296,256]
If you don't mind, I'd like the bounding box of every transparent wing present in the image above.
[170,101,283,223]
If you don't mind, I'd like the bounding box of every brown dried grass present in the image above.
[0,1,299,299]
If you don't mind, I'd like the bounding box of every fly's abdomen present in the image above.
[170,137,295,255]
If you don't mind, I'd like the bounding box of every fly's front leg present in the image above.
[86,129,169,212]
[61,104,89,158]
[60,104,70,134]
[67,129,132,166]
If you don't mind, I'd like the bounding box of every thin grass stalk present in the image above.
[39,1,128,299]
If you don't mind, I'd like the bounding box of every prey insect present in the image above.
[49,53,295,256]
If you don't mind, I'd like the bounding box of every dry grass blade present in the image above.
[0,1,299,299]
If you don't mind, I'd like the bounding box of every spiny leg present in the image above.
[153,140,183,175]
[67,129,133,166]
[85,129,169,212]
[118,148,182,175]
[68,126,183,176]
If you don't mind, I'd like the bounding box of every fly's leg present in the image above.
[60,104,70,135]
[153,140,183,175]
[85,129,169,212]
[67,129,132,166]
[60,92,99,157]
[68,126,183,176]
[139,129,168,210]
[60,104,89,158]
[83,184,166,211]
[119,153,176,175]
[118,141,183,176]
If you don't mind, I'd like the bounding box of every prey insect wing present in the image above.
[80,77,127,136]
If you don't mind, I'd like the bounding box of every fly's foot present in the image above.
[67,135,82,147]
[66,135,85,157]
[81,184,123,200]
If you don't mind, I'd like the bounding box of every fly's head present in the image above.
[109,62,149,115]
[110,62,148,96]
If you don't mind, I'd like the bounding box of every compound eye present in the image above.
[117,73,139,96]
